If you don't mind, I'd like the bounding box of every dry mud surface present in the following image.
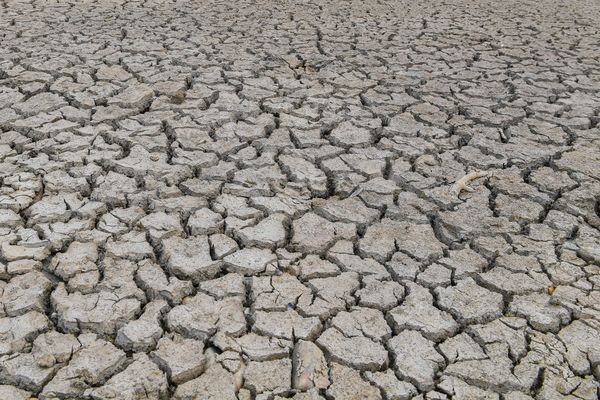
[0,0,600,399]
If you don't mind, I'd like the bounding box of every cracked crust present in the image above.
[0,0,599,399]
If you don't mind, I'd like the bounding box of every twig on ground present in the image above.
[451,169,490,196]
[348,186,364,198]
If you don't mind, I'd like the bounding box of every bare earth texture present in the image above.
[0,0,599,399]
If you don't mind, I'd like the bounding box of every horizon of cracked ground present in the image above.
[0,0,600,399]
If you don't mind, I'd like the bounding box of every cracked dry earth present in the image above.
[1,1,600,400]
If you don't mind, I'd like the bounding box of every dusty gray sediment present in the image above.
[0,0,599,398]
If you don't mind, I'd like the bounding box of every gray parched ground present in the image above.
[0,0,599,399]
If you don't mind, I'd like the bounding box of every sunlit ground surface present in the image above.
[0,0,599,398]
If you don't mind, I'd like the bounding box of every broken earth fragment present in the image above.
[292,340,330,391]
